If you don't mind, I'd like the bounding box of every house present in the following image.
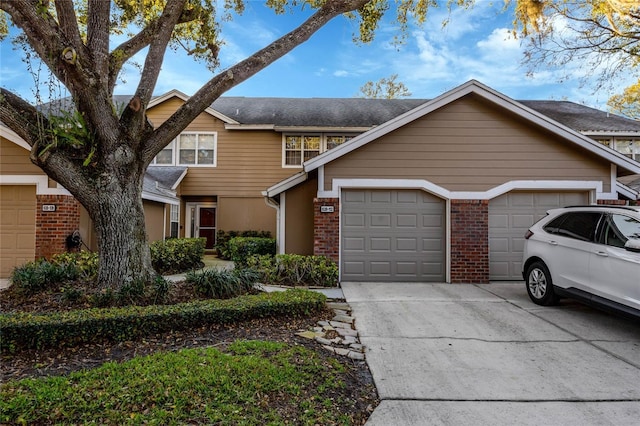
[1,80,639,280]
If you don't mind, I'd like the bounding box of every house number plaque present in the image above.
[320,206,334,213]
[42,204,57,212]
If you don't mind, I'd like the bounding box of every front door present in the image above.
[187,203,217,249]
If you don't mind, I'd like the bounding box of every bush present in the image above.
[10,259,79,295]
[215,230,272,260]
[150,237,206,274]
[247,254,339,287]
[227,237,276,266]
[51,251,99,280]
[0,290,326,352]
[187,268,259,299]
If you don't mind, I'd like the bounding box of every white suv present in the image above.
[522,205,640,318]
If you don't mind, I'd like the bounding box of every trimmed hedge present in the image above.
[187,268,260,299]
[0,290,326,352]
[215,230,272,260]
[247,254,339,287]
[227,237,276,266]
[150,237,206,274]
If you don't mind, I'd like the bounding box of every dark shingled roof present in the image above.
[211,97,428,128]
[143,166,186,201]
[210,97,640,133]
[519,100,640,133]
[35,94,640,133]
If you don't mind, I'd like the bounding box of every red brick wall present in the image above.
[36,195,81,259]
[313,198,339,262]
[450,199,489,284]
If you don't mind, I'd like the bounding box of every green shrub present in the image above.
[0,290,326,352]
[10,259,79,295]
[227,237,276,266]
[215,230,272,260]
[187,268,259,299]
[246,254,338,287]
[150,237,206,274]
[51,251,98,280]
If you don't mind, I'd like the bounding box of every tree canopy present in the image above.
[358,74,412,99]
[514,0,639,101]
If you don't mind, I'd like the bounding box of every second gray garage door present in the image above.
[341,189,445,282]
[488,191,589,280]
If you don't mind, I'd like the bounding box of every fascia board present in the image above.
[265,171,308,197]
[171,168,189,191]
[0,125,31,150]
[148,89,240,125]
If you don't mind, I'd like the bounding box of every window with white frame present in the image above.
[283,133,356,167]
[169,204,179,238]
[152,132,217,166]
[615,139,639,161]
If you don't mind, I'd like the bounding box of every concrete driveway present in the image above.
[341,282,640,426]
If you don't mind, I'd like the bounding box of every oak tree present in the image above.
[0,0,456,290]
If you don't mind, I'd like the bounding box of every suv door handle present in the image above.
[595,251,608,257]
[548,240,558,246]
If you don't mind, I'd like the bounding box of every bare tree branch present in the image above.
[87,0,111,84]
[144,0,369,163]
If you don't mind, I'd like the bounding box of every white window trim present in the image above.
[281,133,357,168]
[153,132,218,167]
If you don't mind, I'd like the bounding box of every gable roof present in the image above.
[148,89,240,125]
[267,80,640,197]
[142,166,187,205]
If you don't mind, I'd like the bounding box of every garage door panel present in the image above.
[344,213,365,227]
[489,191,589,280]
[370,238,391,251]
[342,189,445,282]
[1,185,36,278]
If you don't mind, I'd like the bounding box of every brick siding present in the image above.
[313,198,339,262]
[36,195,81,259]
[450,199,489,284]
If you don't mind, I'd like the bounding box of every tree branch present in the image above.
[144,0,369,163]
[0,88,45,147]
[54,0,84,48]
[87,0,111,84]
[135,0,188,106]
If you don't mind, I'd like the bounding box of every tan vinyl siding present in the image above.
[217,197,276,234]
[147,98,296,198]
[284,177,317,255]
[0,137,44,175]
[143,200,166,242]
[324,95,611,192]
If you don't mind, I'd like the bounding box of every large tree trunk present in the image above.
[90,168,156,290]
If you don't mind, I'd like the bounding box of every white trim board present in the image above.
[319,178,606,201]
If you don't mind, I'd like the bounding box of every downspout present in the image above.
[263,192,283,254]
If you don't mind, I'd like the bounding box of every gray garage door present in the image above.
[488,191,589,280]
[341,189,445,282]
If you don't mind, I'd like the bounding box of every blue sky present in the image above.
[0,2,633,110]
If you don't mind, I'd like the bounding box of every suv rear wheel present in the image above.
[525,261,559,306]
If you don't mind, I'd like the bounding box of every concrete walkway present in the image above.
[342,282,640,426]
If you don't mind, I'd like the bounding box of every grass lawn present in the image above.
[1,340,364,425]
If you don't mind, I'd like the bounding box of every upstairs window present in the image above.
[615,139,639,161]
[152,132,217,166]
[283,133,357,167]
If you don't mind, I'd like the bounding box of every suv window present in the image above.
[599,214,640,248]
[543,212,602,242]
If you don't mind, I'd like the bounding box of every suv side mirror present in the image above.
[624,239,640,253]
